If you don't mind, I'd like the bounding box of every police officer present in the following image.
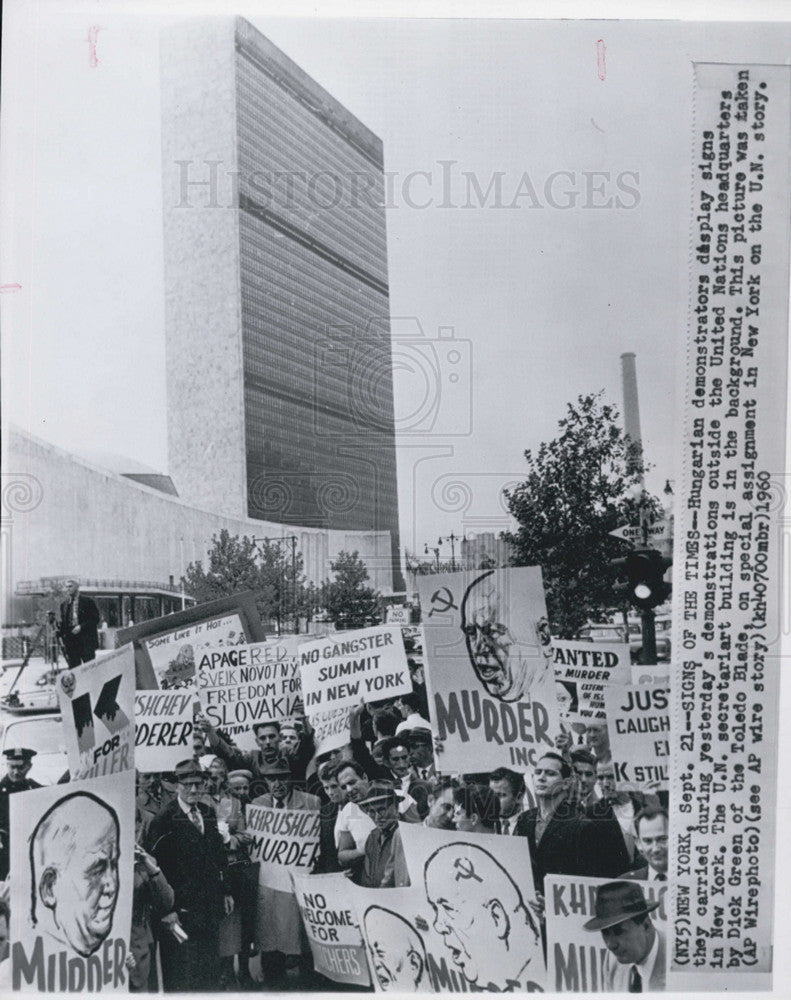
[0,748,41,879]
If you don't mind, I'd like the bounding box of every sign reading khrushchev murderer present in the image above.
[416,567,559,772]
[57,644,136,780]
[292,873,371,988]
[246,803,321,893]
[196,637,302,748]
[299,626,411,713]
[10,770,135,993]
[669,60,791,989]
[134,690,193,773]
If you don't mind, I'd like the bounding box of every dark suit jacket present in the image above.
[149,799,228,939]
[515,800,633,890]
[59,594,100,662]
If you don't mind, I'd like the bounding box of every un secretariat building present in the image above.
[162,17,404,590]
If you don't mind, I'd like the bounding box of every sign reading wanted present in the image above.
[552,639,632,724]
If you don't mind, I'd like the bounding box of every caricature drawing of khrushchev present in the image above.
[363,905,431,992]
[28,791,121,957]
[424,842,541,991]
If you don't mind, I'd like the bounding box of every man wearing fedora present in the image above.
[583,881,666,992]
[148,759,233,992]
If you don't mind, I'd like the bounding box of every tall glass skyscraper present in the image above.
[161,17,403,589]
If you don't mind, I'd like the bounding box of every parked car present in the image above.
[579,617,671,663]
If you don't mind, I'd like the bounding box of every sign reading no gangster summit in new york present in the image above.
[417,567,559,772]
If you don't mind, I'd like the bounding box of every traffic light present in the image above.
[610,548,671,610]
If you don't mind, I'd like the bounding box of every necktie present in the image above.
[501,818,510,835]
[656,872,667,881]
[275,798,285,808]
[189,806,202,832]
[628,965,642,992]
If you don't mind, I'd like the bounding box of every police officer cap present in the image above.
[3,747,37,762]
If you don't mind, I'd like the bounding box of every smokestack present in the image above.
[620,352,644,486]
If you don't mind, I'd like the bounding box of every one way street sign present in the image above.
[609,521,671,543]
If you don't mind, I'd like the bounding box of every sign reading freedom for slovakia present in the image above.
[416,568,559,773]
[292,873,371,987]
[57,644,136,780]
[134,691,193,773]
[299,626,411,713]
[397,824,546,992]
[552,639,632,725]
[196,637,302,749]
[544,875,667,993]
[603,682,670,790]
[246,802,321,894]
[10,769,135,994]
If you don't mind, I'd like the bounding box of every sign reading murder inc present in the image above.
[10,770,135,993]
[196,637,302,749]
[544,875,668,993]
[134,690,193,772]
[603,682,671,790]
[57,644,135,780]
[416,568,558,772]
[552,639,632,725]
[245,802,321,893]
[292,873,371,987]
[670,62,790,986]
[299,626,411,713]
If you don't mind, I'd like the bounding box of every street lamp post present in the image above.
[438,532,460,572]
[423,543,440,571]
[253,535,300,634]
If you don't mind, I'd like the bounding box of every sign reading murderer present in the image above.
[10,770,135,993]
[143,612,245,690]
[670,62,790,987]
[292,873,371,987]
[552,639,632,725]
[246,802,321,893]
[544,875,668,993]
[416,568,558,772]
[134,690,193,773]
[299,626,411,713]
[57,644,135,780]
[603,682,670,790]
[196,637,302,749]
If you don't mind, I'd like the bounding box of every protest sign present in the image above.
[134,690,193,772]
[246,802,321,893]
[552,639,632,725]
[117,592,267,690]
[416,568,558,772]
[292,873,371,987]
[196,637,302,749]
[57,644,135,780]
[604,683,670,789]
[398,822,546,992]
[299,626,411,714]
[10,769,135,993]
[545,874,668,992]
[143,612,244,690]
[309,705,353,756]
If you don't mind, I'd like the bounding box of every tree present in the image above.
[182,529,307,632]
[502,392,662,638]
[323,551,380,630]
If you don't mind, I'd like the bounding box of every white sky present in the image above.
[3,2,791,558]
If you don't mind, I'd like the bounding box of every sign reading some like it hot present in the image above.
[299,626,411,713]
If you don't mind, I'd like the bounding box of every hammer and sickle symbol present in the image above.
[453,857,483,883]
[428,587,457,617]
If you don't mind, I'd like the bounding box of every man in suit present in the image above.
[149,759,233,992]
[621,807,669,881]
[571,749,631,876]
[583,881,666,991]
[58,578,100,667]
[489,767,526,836]
[0,748,42,880]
